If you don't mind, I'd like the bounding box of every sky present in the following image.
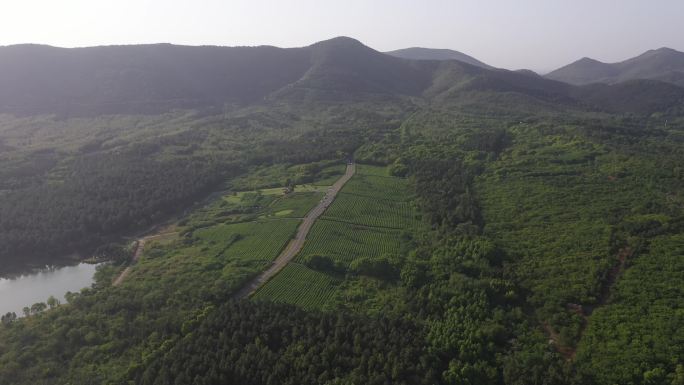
[1,0,683,72]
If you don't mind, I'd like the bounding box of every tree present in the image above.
[64,291,78,304]
[400,259,428,289]
[47,296,60,309]
[303,255,344,273]
[1,312,17,325]
[671,364,684,385]
[30,302,47,315]
[349,255,401,281]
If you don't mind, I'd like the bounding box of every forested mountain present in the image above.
[0,43,311,115]
[2,37,682,117]
[2,36,684,268]
[384,47,493,68]
[546,47,684,86]
[1,36,684,385]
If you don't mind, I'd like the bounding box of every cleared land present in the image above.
[111,166,336,287]
[195,219,300,264]
[295,219,403,266]
[251,263,339,310]
[254,164,417,309]
[233,163,355,299]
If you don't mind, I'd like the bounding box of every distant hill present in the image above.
[0,37,438,115]
[569,79,684,114]
[515,69,541,77]
[422,58,684,115]
[0,43,312,115]
[384,47,493,68]
[546,47,684,87]
[275,37,435,100]
[0,37,682,116]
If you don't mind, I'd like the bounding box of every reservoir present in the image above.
[0,263,100,316]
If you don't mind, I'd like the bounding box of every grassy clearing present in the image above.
[252,263,339,310]
[266,192,325,218]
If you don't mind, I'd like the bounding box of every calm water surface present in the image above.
[0,263,100,316]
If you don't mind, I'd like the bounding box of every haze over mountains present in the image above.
[546,47,684,87]
[384,47,493,69]
[2,28,684,385]
[0,37,683,117]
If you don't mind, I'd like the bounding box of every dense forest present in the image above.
[0,104,376,272]
[0,37,683,384]
[2,105,681,384]
[2,37,683,270]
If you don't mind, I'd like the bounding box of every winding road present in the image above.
[233,163,356,299]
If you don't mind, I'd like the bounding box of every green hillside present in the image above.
[0,37,683,385]
[547,47,684,87]
[385,47,494,68]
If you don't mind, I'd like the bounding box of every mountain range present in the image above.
[546,47,684,87]
[1,37,683,116]
[384,47,493,68]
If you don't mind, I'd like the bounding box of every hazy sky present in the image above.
[2,0,683,72]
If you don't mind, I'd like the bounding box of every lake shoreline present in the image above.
[0,262,104,316]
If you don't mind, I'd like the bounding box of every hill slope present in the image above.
[274,37,435,100]
[0,43,312,115]
[0,38,437,114]
[385,47,493,68]
[0,38,681,117]
[547,47,684,86]
[424,59,684,115]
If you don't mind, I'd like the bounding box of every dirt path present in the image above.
[233,163,356,299]
[112,232,177,286]
[543,247,632,360]
[592,247,631,310]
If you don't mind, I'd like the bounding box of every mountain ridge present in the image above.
[384,47,493,69]
[546,47,684,87]
[0,37,682,116]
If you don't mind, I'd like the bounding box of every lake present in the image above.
[0,263,100,316]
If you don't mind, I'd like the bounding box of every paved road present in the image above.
[233,163,356,299]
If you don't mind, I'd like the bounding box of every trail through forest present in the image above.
[544,247,632,360]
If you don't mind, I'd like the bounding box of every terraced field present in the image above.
[354,164,391,177]
[255,163,419,309]
[296,219,403,266]
[323,166,418,229]
[342,175,410,200]
[252,263,339,310]
[323,193,417,229]
[194,219,299,264]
